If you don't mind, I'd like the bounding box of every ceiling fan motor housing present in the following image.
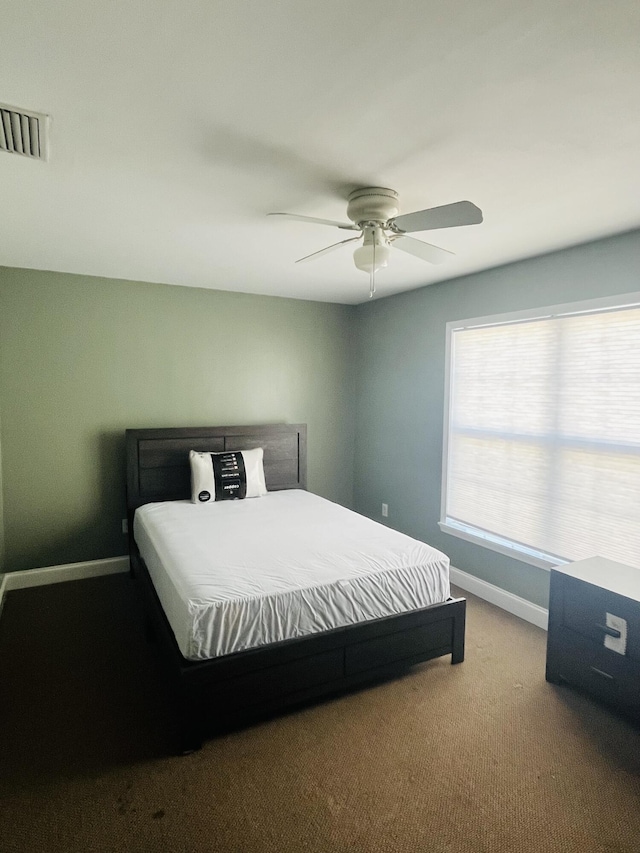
[347,187,399,226]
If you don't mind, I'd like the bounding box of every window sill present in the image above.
[438,521,568,572]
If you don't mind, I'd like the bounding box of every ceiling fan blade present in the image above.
[389,235,454,265]
[268,212,358,230]
[390,200,483,233]
[295,235,361,264]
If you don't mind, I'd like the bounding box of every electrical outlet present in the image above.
[381,503,388,518]
[122,518,128,534]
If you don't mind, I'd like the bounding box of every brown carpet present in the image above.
[1,575,640,853]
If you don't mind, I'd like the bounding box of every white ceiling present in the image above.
[1,1,639,305]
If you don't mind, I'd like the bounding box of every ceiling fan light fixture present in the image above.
[353,226,390,273]
[353,242,390,273]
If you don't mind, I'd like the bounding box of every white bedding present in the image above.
[134,490,450,660]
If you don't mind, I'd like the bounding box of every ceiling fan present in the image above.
[268,187,483,298]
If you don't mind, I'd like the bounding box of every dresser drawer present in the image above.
[552,626,640,717]
[562,576,640,663]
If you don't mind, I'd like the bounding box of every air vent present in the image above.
[0,104,49,160]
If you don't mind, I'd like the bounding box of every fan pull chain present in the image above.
[369,237,376,299]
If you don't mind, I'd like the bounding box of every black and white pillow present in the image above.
[189,448,267,503]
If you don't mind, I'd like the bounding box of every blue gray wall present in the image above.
[353,230,640,607]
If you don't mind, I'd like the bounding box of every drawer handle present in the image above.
[589,666,614,680]
[594,623,621,639]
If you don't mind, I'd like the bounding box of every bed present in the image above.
[126,423,466,752]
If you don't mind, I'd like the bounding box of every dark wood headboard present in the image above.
[126,423,307,512]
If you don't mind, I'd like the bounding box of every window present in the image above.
[440,294,640,570]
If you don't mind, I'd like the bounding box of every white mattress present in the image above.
[134,490,450,661]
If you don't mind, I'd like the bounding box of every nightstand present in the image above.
[546,556,640,720]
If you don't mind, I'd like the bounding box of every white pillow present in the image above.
[189,448,267,503]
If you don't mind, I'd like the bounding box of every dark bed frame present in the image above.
[126,423,466,753]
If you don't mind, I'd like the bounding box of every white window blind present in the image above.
[441,298,640,569]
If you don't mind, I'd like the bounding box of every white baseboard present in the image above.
[0,556,130,618]
[450,565,549,631]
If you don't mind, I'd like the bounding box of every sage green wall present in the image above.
[0,267,355,572]
[353,230,640,608]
